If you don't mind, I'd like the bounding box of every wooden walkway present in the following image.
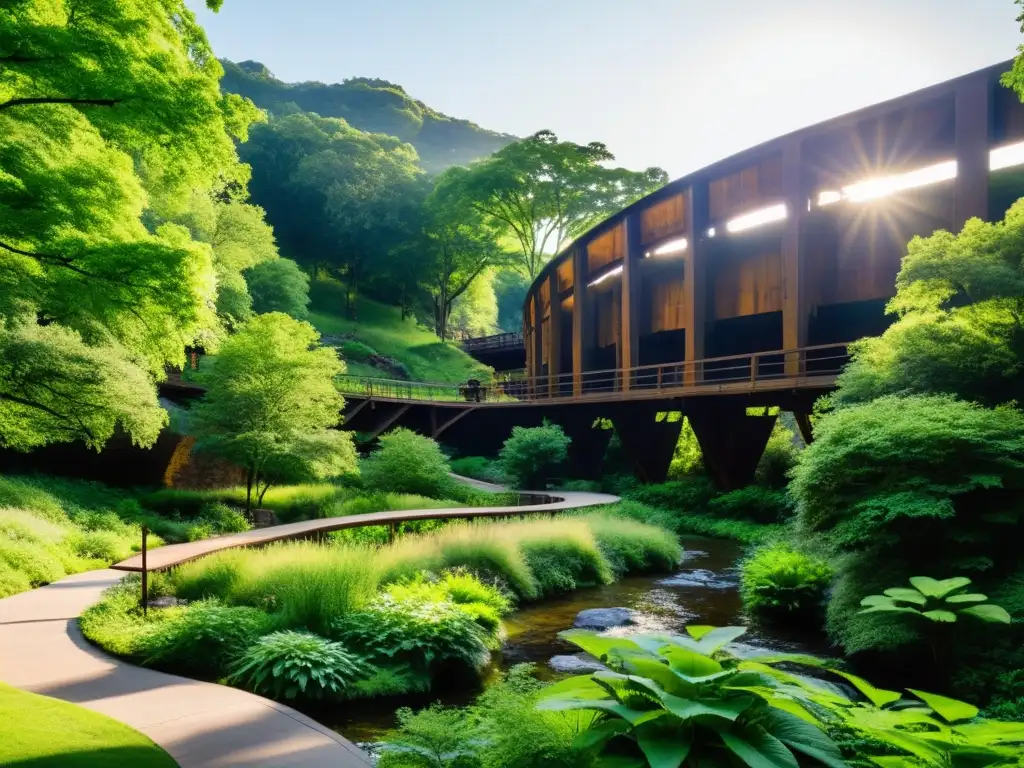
[113,489,618,572]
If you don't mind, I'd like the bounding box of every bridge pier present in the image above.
[549,406,614,480]
[609,403,684,484]
[686,404,777,491]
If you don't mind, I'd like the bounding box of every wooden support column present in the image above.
[782,137,808,376]
[684,182,709,384]
[572,247,591,396]
[620,214,642,391]
[532,288,543,397]
[954,73,992,229]
[547,270,562,397]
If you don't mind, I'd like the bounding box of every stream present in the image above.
[321,535,830,743]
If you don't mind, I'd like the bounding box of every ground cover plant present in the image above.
[0,474,251,598]
[80,514,681,706]
[0,683,178,768]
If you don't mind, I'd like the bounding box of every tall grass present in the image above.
[173,543,382,635]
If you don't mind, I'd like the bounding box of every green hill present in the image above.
[309,280,492,384]
[220,60,516,173]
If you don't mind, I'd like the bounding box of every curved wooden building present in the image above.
[523,60,1024,391]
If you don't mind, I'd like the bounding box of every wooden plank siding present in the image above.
[557,258,574,294]
[713,252,783,320]
[587,223,625,274]
[646,276,688,333]
[640,193,687,245]
[709,154,783,223]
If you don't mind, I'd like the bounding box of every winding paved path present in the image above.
[0,481,617,767]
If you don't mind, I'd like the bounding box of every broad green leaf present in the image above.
[859,605,920,616]
[559,631,641,660]
[686,625,716,640]
[719,725,800,768]
[571,719,631,751]
[954,720,1024,745]
[959,604,1012,624]
[907,689,979,723]
[659,646,723,677]
[861,727,944,762]
[909,576,972,599]
[759,708,847,768]
[943,593,989,603]
[829,671,902,707]
[661,694,753,723]
[692,626,748,653]
[860,595,898,608]
[538,697,659,725]
[922,610,957,623]
[882,588,928,605]
[618,657,689,696]
[636,721,692,768]
[764,698,820,724]
[593,758,648,768]
[541,675,611,699]
[631,634,676,654]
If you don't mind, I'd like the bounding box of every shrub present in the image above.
[449,456,507,485]
[140,600,274,679]
[339,339,377,362]
[377,705,476,768]
[229,630,369,701]
[740,543,833,617]
[707,485,793,524]
[347,665,430,701]
[198,502,251,534]
[333,590,495,677]
[499,422,570,489]
[244,257,311,320]
[604,499,778,544]
[79,579,178,658]
[362,428,451,498]
[0,561,31,598]
[382,573,509,633]
[0,536,66,586]
[625,477,718,513]
[64,529,135,562]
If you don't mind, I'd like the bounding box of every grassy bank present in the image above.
[308,279,492,384]
[81,514,680,706]
[0,474,252,599]
[0,683,177,767]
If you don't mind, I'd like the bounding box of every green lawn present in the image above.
[308,292,492,384]
[0,683,178,767]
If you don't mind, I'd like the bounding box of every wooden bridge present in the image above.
[337,343,846,489]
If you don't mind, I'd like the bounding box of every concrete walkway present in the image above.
[0,479,617,766]
[0,569,372,767]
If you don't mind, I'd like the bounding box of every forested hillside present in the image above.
[220,59,516,173]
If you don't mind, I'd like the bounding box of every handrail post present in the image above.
[751,354,759,385]
[140,525,148,616]
[657,366,663,389]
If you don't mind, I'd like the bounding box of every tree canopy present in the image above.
[0,0,260,450]
[441,130,668,278]
[191,313,355,511]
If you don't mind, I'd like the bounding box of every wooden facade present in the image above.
[524,60,1024,382]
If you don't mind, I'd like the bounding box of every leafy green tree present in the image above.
[499,422,570,489]
[493,269,530,333]
[420,176,506,339]
[445,130,668,278]
[448,270,499,340]
[245,258,311,320]
[191,313,354,512]
[361,428,452,498]
[832,202,1024,408]
[0,0,260,450]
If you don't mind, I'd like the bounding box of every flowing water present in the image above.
[319,535,829,743]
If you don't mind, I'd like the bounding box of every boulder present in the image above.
[147,596,188,609]
[548,653,608,674]
[572,607,635,630]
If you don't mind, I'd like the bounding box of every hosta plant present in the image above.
[859,576,1012,624]
[538,625,1024,767]
[228,630,370,701]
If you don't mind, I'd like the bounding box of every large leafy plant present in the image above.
[228,630,369,701]
[538,626,1024,767]
[538,625,849,767]
[859,576,1012,625]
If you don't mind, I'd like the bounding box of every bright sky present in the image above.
[188,0,1022,178]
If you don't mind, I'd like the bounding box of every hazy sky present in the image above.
[188,0,1021,178]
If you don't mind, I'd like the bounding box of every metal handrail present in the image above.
[336,343,850,404]
[461,332,525,352]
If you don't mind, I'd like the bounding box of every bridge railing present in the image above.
[461,332,525,353]
[336,343,851,404]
